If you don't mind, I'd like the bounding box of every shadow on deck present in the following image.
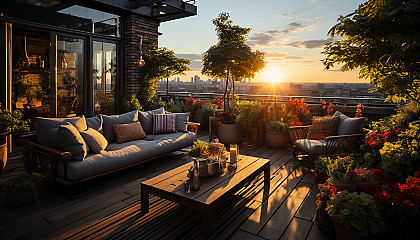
[0,134,330,240]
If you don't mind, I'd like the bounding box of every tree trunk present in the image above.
[166,78,169,101]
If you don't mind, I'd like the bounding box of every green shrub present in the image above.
[326,191,385,237]
[123,94,143,112]
[186,141,209,158]
[265,120,289,133]
[236,100,262,129]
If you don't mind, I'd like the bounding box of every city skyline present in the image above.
[158,0,366,83]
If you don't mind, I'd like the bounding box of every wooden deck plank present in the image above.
[280,217,313,240]
[230,229,266,240]
[257,182,312,240]
[305,223,331,240]
[295,184,318,221]
[239,165,308,235]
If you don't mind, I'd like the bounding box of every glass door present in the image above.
[56,36,85,117]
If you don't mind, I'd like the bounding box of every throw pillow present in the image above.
[86,116,103,134]
[173,112,189,132]
[101,110,139,143]
[80,128,108,153]
[333,111,365,135]
[139,107,165,134]
[36,115,87,146]
[308,116,340,140]
[113,122,147,144]
[48,123,87,161]
[153,113,177,134]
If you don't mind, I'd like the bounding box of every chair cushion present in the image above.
[139,107,165,134]
[86,116,103,134]
[308,116,340,140]
[48,123,88,160]
[36,115,87,146]
[113,122,147,144]
[101,111,138,143]
[153,113,177,134]
[295,139,326,156]
[174,112,189,132]
[80,128,108,153]
[333,111,364,135]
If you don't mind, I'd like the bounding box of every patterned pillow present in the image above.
[112,122,146,144]
[153,113,177,134]
[308,116,340,140]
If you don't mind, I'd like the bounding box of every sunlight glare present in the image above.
[265,67,282,84]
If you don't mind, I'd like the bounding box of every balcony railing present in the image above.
[157,91,400,120]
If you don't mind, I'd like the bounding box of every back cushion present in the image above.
[101,111,138,143]
[153,113,177,134]
[80,128,108,154]
[333,111,364,135]
[86,116,103,134]
[113,122,147,144]
[174,113,189,132]
[48,123,87,161]
[308,116,340,140]
[139,107,165,134]
[36,115,87,146]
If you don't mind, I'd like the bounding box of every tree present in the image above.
[322,0,420,103]
[139,44,191,106]
[202,12,266,114]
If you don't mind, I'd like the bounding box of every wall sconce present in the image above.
[135,36,145,67]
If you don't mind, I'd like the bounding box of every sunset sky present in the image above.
[158,0,367,83]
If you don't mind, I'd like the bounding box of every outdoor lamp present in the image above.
[135,36,145,67]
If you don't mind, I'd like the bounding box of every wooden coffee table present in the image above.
[140,155,270,238]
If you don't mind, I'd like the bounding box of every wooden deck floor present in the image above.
[0,135,330,240]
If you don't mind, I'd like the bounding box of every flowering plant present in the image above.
[236,100,263,129]
[185,95,203,112]
[278,98,312,126]
[355,103,364,117]
[326,191,386,237]
[208,139,226,158]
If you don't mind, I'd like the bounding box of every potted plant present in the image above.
[326,191,386,239]
[5,174,43,206]
[0,104,30,175]
[314,157,330,184]
[201,13,266,146]
[265,120,289,148]
[236,100,263,143]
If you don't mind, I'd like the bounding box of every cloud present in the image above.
[284,38,333,49]
[265,51,315,65]
[309,0,318,3]
[278,12,308,19]
[248,22,309,46]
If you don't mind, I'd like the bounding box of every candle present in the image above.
[230,144,237,164]
[94,102,101,111]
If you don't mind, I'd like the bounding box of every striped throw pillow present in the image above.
[153,114,177,134]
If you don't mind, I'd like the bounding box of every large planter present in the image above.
[218,122,241,146]
[332,216,377,240]
[1,142,7,175]
[265,131,290,149]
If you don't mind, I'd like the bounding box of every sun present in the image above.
[264,67,283,84]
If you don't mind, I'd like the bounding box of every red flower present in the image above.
[355,169,364,174]
[374,190,390,205]
[370,169,384,179]
[415,171,420,178]
[346,171,358,180]
[359,182,377,195]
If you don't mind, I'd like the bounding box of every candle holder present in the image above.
[229,144,238,169]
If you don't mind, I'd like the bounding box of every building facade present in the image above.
[0,0,196,127]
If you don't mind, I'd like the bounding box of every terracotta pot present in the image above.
[332,216,377,240]
[218,122,241,146]
[250,126,258,142]
[265,131,290,148]
[1,142,7,173]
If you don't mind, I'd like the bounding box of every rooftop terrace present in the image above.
[0,133,328,240]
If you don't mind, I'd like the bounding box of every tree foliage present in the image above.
[138,44,191,106]
[322,0,420,103]
[202,12,266,112]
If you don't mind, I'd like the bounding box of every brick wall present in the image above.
[122,15,159,95]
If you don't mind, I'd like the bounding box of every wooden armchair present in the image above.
[289,125,366,158]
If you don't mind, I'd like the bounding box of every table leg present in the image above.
[209,116,213,143]
[264,166,270,186]
[141,185,149,213]
[202,208,212,239]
